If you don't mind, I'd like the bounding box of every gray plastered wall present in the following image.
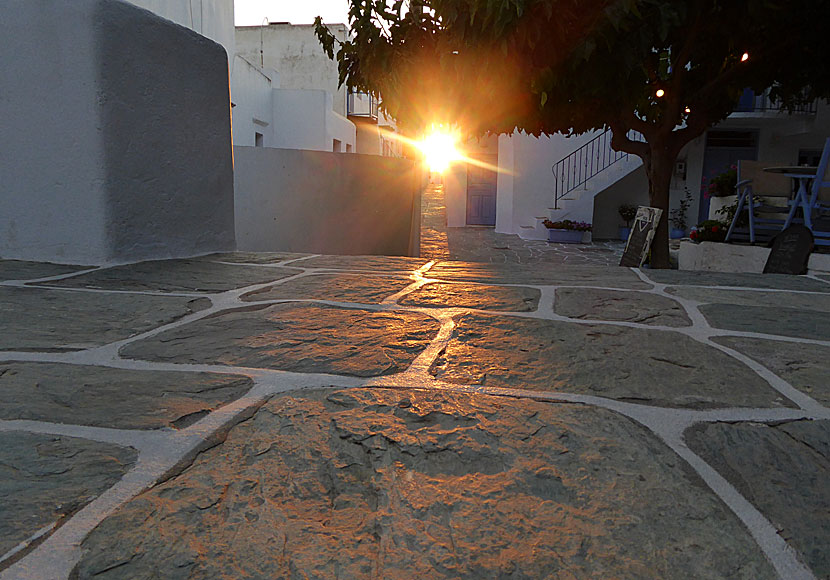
[233,146,421,256]
[0,0,235,264]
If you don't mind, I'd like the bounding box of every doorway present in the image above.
[466,154,498,225]
[698,130,758,223]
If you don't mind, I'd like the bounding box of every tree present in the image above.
[316,0,830,268]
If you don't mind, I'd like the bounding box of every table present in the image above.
[763,166,818,229]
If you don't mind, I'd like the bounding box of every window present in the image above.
[255,132,263,147]
[333,139,342,153]
[346,143,352,153]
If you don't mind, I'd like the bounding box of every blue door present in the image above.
[466,155,497,225]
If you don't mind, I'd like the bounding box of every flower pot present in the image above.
[670,228,686,239]
[618,226,631,241]
[547,228,584,243]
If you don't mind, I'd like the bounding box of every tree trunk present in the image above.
[644,145,675,269]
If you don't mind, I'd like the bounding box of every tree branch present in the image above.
[609,119,649,159]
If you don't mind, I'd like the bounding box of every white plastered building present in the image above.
[444,95,830,241]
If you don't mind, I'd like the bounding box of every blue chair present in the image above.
[806,137,830,246]
[725,160,791,244]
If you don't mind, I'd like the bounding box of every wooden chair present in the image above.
[725,160,791,244]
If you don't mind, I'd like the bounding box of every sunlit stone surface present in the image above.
[430,313,791,409]
[298,255,428,271]
[0,363,252,429]
[400,282,540,311]
[426,261,651,288]
[685,420,830,577]
[72,389,775,580]
[0,287,210,351]
[241,273,413,304]
[121,303,440,376]
[2,251,827,579]
[554,288,691,326]
[0,432,136,559]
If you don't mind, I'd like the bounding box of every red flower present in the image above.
[690,230,698,239]
[711,225,719,233]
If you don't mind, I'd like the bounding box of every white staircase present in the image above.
[519,129,644,241]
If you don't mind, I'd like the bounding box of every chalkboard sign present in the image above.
[763,224,813,275]
[620,207,663,267]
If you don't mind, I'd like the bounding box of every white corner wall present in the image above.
[1,0,235,264]
[125,0,234,57]
[0,1,109,263]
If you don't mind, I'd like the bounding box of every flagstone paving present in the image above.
[0,253,828,580]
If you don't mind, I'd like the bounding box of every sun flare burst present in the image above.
[419,129,462,173]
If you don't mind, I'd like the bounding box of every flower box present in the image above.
[547,228,584,243]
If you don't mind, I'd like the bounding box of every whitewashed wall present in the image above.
[125,0,234,57]
[0,0,235,264]
[230,56,277,147]
[236,23,349,116]
[270,89,355,152]
[492,131,601,234]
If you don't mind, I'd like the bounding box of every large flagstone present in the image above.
[0,287,210,351]
[685,420,829,577]
[666,286,830,312]
[713,337,830,405]
[72,389,775,580]
[400,282,540,311]
[0,432,136,560]
[0,363,252,429]
[121,303,440,376]
[554,288,691,326]
[425,261,651,288]
[646,270,830,292]
[700,303,830,341]
[0,260,89,282]
[241,273,413,304]
[37,259,301,293]
[298,255,428,271]
[430,313,792,409]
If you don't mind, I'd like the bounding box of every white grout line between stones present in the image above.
[0,258,827,580]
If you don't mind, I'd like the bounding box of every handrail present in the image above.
[551,129,644,209]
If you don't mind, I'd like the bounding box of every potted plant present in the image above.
[704,165,738,198]
[543,219,592,243]
[689,220,727,243]
[669,188,694,238]
[618,204,638,241]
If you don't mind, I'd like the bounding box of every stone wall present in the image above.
[234,147,421,256]
[0,0,235,264]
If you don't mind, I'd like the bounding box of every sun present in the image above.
[419,129,461,173]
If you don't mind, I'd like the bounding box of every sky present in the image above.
[234,0,350,27]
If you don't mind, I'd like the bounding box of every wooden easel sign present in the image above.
[620,207,663,267]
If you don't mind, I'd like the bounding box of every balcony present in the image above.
[347,92,379,121]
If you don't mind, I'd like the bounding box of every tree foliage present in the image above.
[316,0,830,267]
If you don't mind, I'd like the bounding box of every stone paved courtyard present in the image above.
[0,254,828,579]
